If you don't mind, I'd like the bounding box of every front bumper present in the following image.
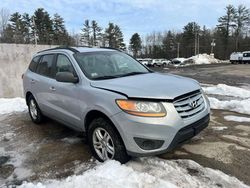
[128,113,209,156]
[111,100,210,157]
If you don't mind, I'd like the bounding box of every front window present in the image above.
[36,54,55,78]
[74,51,150,80]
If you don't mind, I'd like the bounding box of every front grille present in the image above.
[174,90,205,119]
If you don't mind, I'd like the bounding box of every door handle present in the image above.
[50,86,56,91]
[31,79,36,84]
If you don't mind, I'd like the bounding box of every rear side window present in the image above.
[29,56,41,72]
[36,54,54,77]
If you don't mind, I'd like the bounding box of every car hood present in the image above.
[90,73,200,100]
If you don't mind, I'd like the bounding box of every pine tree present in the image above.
[9,12,24,43]
[182,22,200,57]
[52,13,68,45]
[81,19,91,46]
[33,8,53,44]
[22,13,31,43]
[217,5,236,41]
[105,23,126,50]
[129,33,142,57]
[91,20,102,46]
[235,5,250,50]
[0,24,14,43]
[162,31,176,59]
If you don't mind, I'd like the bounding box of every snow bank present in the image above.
[208,97,250,115]
[0,98,27,115]
[202,84,250,115]
[203,84,250,98]
[18,157,248,188]
[183,53,220,65]
[224,115,250,123]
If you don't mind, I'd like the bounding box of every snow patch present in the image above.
[203,84,250,98]
[208,97,250,115]
[0,98,27,115]
[212,126,228,131]
[18,158,249,188]
[0,132,16,141]
[202,84,250,115]
[61,137,82,144]
[224,115,250,123]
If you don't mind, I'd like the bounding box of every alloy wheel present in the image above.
[92,128,115,161]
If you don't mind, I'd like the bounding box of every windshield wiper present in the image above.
[92,75,119,80]
[93,72,150,80]
[118,72,150,77]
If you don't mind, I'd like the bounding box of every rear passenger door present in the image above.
[31,54,56,114]
[49,54,81,129]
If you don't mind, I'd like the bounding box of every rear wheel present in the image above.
[27,96,44,124]
[88,117,130,164]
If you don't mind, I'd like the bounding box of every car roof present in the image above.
[36,46,117,55]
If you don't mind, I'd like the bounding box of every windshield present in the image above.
[74,51,150,80]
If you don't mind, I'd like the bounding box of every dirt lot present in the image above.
[1,64,250,186]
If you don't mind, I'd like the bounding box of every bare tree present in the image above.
[0,8,10,37]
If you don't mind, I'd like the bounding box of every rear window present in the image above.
[29,56,41,72]
[36,54,55,77]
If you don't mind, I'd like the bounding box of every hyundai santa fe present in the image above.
[23,47,210,163]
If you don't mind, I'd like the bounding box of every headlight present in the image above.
[116,99,166,117]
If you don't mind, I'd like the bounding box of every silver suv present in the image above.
[23,47,210,163]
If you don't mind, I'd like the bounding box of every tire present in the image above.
[153,63,157,67]
[27,95,44,124]
[88,117,130,164]
[163,63,166,67]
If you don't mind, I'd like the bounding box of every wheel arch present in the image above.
[25,91,34,105]
[84,110,126,147]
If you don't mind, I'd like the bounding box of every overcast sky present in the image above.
[1,0,250,44]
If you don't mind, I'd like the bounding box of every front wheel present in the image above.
[88,117,130,164]
[27,96,44,124]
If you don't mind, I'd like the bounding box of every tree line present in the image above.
[0,8,126,50]
[0,8,74,45]
[138,4,250,59]
[0,4,250,59]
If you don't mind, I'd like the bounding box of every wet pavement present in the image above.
[1,64,250,186]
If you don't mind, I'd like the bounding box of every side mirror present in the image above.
[56,72,79,83]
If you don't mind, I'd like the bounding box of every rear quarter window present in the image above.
[29,56,41,72]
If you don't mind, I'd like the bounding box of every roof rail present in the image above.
[75,45,93,48]
[99,46,123,52]
[37,46,80,54]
